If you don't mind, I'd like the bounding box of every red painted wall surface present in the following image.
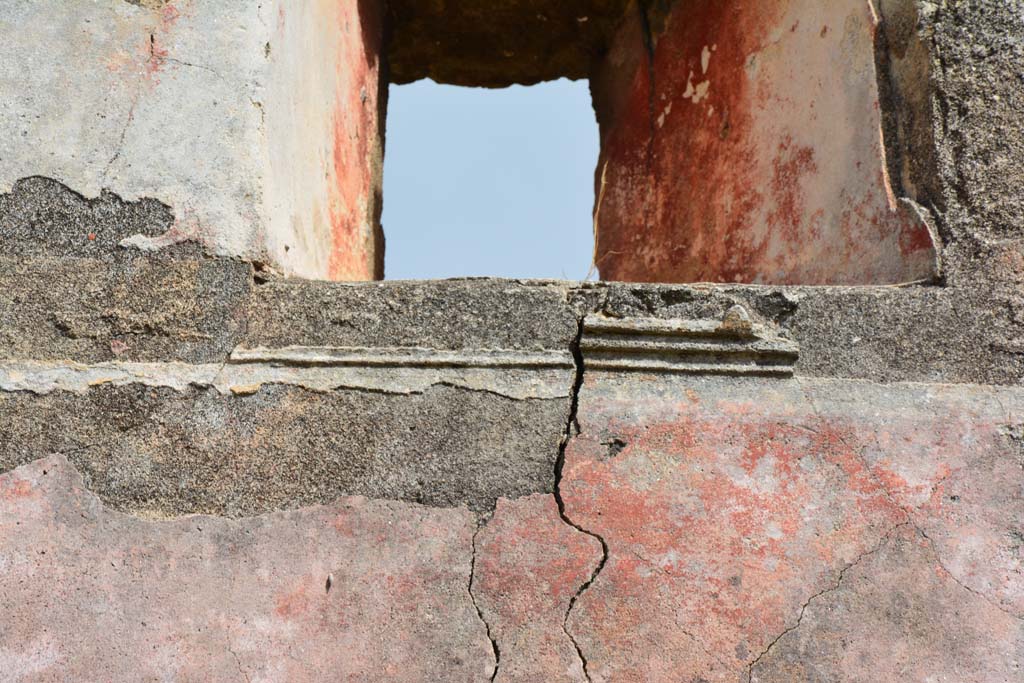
[562,377,1023,681]
[326,0,385,280]
[592,0,938,284]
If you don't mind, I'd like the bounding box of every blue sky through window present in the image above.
[382,78,598,280]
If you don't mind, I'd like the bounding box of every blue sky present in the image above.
[382,79,598,281]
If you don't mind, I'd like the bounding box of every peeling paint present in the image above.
[593,0,939,285]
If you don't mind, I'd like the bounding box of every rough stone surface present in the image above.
[473,495,603,682]
[0,384,569,516]
[0,256,251,364]
[0,455,494,681]
[0,176,182,259]
[928,0,1024,245]
[388,0,631,87]
[248,277,580,353]
[0,0,385,279]
[576,281,1024,386]
[561,374,1024,681]
[592,0,938,285]
[5,251,1022,386]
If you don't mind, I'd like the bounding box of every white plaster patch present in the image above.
[657,102,673,129]
[682,71,711,105]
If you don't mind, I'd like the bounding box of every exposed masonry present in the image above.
[4,175,1024,386]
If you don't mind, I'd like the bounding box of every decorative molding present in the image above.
[228,346,574,370]
[582,306,799,377]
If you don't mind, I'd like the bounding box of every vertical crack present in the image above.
[555,316,609,682]
[226,644,252,683]
[638,1,659,163]
[103,97,138,183]
[469,523,500,682]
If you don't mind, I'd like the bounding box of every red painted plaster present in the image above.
[326,0,384,281]
[593,0,938,285]
[474,495,603,682]
[0,459,493,681]
[562,378,1022,680]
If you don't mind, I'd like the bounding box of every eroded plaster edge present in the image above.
[0,359,573,401]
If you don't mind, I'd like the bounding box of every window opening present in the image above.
[382,79,598,280]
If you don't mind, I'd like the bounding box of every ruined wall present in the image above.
[0,0,385,279]
[2,0,1024,681]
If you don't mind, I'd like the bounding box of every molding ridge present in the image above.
[582,305,799,377]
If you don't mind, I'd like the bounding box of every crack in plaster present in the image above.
[102,97,138,184]
[226,644,252,683]
[796,377,912,519]
[555,316,609,682]
[797,378,1023,623]
[671,617,732,671]
[916,525,1023,622]
[746,522,910,682]
[162,55,221,76]
[469,523,501,681]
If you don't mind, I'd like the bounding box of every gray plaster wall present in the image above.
[0,0,386,279]
[0,0,268,259]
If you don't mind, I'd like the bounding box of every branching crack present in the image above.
[746,522,907,682]
[797,379,1023,623]
[916,525,1023,621]
[554,316,609,682]
[469,524,500,681]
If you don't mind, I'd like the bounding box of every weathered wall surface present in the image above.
[3,274,1022,679]
[0,0,385,279]
[263,0,386,279]
[3,0,1024,681]
[592,0,938,285]
[563,374,1023,681]
[0,456,495,681]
